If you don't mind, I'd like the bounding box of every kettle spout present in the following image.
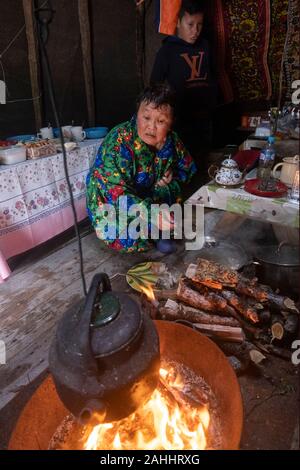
[78,399,107,426]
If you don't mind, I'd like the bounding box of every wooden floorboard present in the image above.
[0,231,150,411]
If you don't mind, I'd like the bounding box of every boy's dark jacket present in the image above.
[150,35,217,122]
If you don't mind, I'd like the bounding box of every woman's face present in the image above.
[137,101,173,148]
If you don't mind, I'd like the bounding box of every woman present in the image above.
[86,84,196,253]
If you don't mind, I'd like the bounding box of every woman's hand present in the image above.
[154,138,167,151]
[157,209,175,231]
[156,168,173,187]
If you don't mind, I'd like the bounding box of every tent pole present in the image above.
[23,0,43,130]
[78,0,95,127]
[136,0,146,91]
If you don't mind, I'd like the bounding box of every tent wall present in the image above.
[0,0,139,139]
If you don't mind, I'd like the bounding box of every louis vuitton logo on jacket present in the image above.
[180,52,208,82]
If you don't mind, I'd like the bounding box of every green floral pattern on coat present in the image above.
[86,117,196,253]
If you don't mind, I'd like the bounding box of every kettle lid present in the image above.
[90,291,143,358]
[222,155,239,169]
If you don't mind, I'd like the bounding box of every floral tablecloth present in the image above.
[0,140,101,282]
[186,180,299,229]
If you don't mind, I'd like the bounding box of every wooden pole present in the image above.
[78,0,95,127]
[22,0,43,130]
[136,0,145,91]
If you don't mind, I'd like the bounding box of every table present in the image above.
[186,169,299,230]
[0,139,102,282]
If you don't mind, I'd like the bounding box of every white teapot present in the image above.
[208,155,244,187]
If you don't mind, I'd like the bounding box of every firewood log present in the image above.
[188,260,239,289]
[236,280,299,313]
[270,313,299,341]
[192,323,245,343]
[177,278,263,337]
[284,314,299,336]
[221,290,260,324]
[177,278,235,316]
[159,372,209,408]
[215,340,266,374]
[153,288,178,301]
[190,259,298,314]
[253,342,292,361]
[159,300,240,327]
[271,314,285,341]
[257,309,271,324]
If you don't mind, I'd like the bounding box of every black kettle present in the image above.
[49,274,160,425]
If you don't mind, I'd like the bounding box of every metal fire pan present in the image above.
[9,321,243,450]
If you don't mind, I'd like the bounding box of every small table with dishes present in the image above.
[185,167,299,250]
[0,139,102,282]
[186,168,299,229]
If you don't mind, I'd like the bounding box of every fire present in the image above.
[140,283,155,301]
[83,367,211,450]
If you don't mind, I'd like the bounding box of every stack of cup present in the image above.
[71,126,86,142]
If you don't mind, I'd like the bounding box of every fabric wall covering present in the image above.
[155,0,299,105]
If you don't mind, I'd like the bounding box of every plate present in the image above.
[211,180,245,189]
[244,178,288,198]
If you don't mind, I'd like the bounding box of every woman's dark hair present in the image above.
[179,0,205,19]
[137,83,176,111]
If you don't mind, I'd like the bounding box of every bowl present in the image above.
[53,128,62,138]
[0,140,17,147]
[0,146,27,164]
[84,127,108,139]
[7,134,36,142]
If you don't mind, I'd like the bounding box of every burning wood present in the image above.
[81,361,222,450]
[221,290,260,324]
[141,257,299,368]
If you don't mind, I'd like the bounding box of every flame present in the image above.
[140,283,155,301]
[83,367,211,450]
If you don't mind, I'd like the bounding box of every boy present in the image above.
[151,0,217,171]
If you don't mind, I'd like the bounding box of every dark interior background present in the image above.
[0,0,258,145]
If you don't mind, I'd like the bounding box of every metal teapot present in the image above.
[49,274,160,425]
[208,155,245,187]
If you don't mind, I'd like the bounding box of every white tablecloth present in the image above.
[186,171,299,229]
[0,139,102,281]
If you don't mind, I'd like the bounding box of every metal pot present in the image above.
[254,242,299,296]
[49,274,160,425]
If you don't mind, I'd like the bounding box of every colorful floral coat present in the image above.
[86,117,196,253]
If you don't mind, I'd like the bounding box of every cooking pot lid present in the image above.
[198,238,250,270]
[255,244,299,266]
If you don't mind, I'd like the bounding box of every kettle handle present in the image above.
[77,273,112,375]
[208,164,219,179]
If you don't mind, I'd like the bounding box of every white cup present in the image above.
[71,126,86,142]
[61,125,73,140]
[37,127,54,140]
